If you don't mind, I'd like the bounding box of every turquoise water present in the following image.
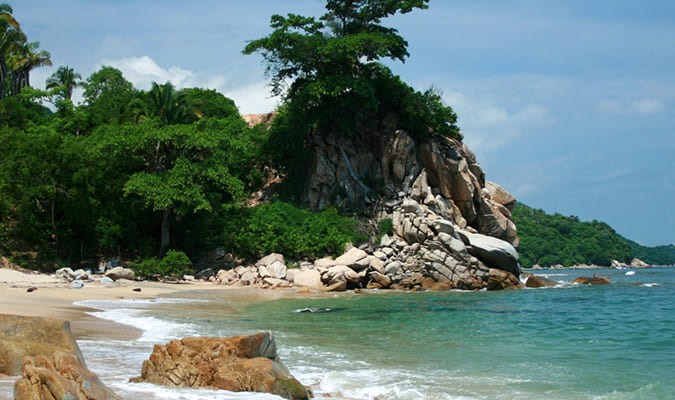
[68,268,675,399]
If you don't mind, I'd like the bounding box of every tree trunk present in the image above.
[160,207,171,257]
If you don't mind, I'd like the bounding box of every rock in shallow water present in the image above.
[130,331,309,400]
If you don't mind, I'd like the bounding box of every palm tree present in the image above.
[9,41,51,95]
[46,65,83,100]
[130,81,200,125]
[0,4,25,98]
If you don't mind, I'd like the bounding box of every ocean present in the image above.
[7,268,675,399]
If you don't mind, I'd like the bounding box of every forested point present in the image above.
[1,1,670,275]
[512,203,675,267]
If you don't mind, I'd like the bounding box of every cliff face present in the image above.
[247,113,521,289]
[303,126,518,246]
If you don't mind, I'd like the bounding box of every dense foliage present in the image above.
[245,0,460,199]
[220,201,366,259]
[627,242,675,266]
[513,203,673,267]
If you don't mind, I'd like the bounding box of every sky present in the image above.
[11,0,675,246]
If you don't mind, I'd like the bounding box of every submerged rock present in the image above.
[571,276,611,285]
[525,276,559,288]
[131,331,309,400]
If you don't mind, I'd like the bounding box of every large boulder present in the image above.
[130,332,309,400]
[291,270,323,289]
[14,351,122,400]
[0,315,84,376]
[458,231,520,276]
[525,276,559,288]
[105,266,135,281]
[487,268,523,290]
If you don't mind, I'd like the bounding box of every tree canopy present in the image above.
[243,0,445,137]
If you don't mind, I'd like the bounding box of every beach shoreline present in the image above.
[0,268,237,341]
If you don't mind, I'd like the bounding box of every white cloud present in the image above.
[101,56,198,90]
[224,81,280,115]
[98,55,277,114]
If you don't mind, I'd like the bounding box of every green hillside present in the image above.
[627,241,675,266]
[513,203,674,267]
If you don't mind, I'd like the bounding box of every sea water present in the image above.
[4,268,674,399]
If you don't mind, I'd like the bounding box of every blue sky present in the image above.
[12,0,674,246]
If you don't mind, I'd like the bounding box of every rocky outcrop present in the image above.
[0,315,84,376]
[14,351,122,400]
[131,331,309,400]
[525,276,559,288]
[303,129,518,245]
[487,269,523,290]
[571,276,611,285]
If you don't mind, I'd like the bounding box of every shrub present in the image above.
[220,201,366,259]
[131,249,193,279]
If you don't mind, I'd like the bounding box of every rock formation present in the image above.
[14,351,122,400]
[226,114,522,290]
[0,315,85,376]
[131,331,309,400]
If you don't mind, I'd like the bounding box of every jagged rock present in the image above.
[70,279,84,289]
[263,278,291,288]
[571,276,611,285]
[485,180,516,211]
[195,268,216,280]
[368,271,392,289]
[630,258,650,268]
[384,261,402,276]
[256,253,284,268]
[487,269,523,290]
[292,270,323,289]
[525,276,559,288]
[216,269,238,285]
[105,266,135,281]
[14,351,122,400]
[55,267,76,282]
[0,315,85,376]
[458,231,520,276]
[324,280,348,292]
[239,270,258,285]
[334,247,368,267]
[130,332,308,400]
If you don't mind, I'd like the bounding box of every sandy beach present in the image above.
[0,267,223,341]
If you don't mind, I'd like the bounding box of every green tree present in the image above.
[81,66,134,130]
[243,0,430,134]
[8,40,51,95]
[0,4,25,98]
[95,117,249,256]
[129,81,199,126]
[46,65,83,100]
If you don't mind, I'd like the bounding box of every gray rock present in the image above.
[99,276,115,285]
[292,270,323,289]
[55,267,76,282]
[334,247,368,267]
[256,253,284,268]
[70,280,84,289]
[268,260,287,279]
[458,231,519,276]
[216,269,238,284]
[105,266,135,281]
[384,261,402,276]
